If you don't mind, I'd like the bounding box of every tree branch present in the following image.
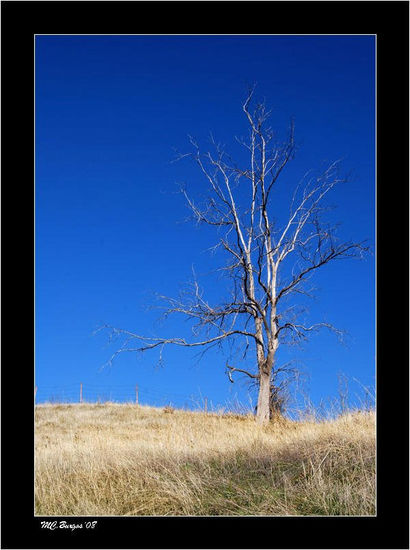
[226,363,260,382]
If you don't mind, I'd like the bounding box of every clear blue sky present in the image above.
[35,35,375,412]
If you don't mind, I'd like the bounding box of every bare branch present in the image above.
[226,363,259,382]
[276,322,345,343]
[100,323,264,368]
[275,241,369,305]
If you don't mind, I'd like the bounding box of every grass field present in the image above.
[35,403,376,516]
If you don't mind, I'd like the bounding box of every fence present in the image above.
[34,379,374,417]
[33,382,219,412]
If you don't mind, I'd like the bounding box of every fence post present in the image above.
[80,382,83,403]
[135,384,138,405]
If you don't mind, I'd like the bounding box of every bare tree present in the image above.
[102,88,368,424]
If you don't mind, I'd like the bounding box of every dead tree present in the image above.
[102,88,368,424]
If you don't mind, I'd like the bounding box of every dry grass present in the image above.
[35,403,375,516]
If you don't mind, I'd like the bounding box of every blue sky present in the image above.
[35,35,375,412]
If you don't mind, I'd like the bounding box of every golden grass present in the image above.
[35,403,375,516]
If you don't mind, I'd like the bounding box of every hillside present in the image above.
[35,403,375,516]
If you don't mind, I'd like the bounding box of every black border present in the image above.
[1,2,409,549]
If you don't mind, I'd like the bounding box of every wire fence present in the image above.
[34,378,375,418]
[33,382,239,413]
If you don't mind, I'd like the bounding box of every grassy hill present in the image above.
[35,403,375,516]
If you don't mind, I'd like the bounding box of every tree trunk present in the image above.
[256,370,271,424]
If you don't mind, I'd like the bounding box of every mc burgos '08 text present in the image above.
[40,521,97,531]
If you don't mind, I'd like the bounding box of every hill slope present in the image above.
[35,403,375,516]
